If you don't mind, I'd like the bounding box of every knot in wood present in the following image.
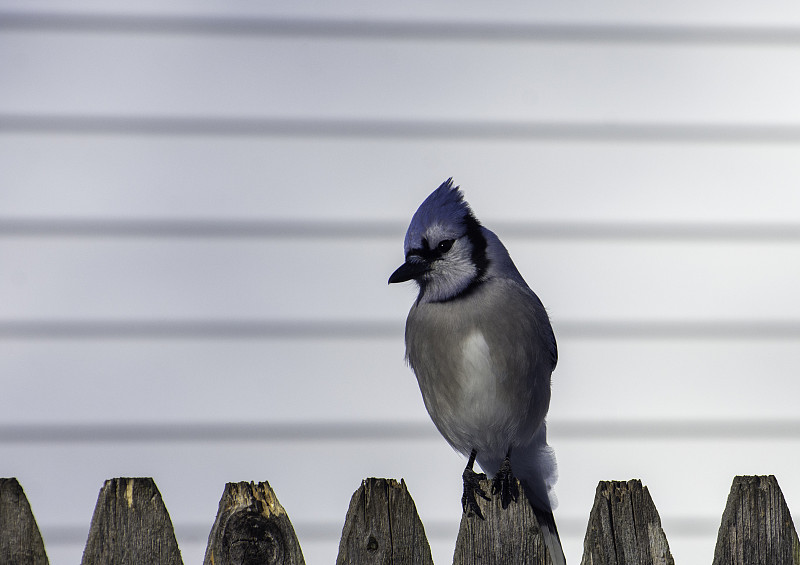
[366,534,379,552]
[222,511,285,565]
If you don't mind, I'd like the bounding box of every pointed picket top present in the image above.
[204,481,304,565]
[712,475,800,565]
[0,478,49,565]
[81,477,183,565]
[337,477,433,565]
[453,478,552,565]
[581,479,673,565]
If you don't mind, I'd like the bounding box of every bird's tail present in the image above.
[516,423,566,564]
[528,501,566,565]
[512,422,558,509]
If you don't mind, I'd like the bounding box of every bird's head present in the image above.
[388,179,489,303]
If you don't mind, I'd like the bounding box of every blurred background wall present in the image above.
[2,2,800,564]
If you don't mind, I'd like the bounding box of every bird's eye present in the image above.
[437,239,454,253]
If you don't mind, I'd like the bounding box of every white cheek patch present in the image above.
[423,239,477,301]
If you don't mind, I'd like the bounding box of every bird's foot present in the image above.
[462,467,490,519]
[491,456,519,509]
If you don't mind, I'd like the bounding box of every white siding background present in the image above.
[2,2,800,564]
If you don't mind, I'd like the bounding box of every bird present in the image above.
[388,178,565,565]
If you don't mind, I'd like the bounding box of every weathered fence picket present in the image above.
[204,481,305,565]
[581,479,674,565]
[452,478,552,565]
[0,478,48,565]
[337,478,432,565]
[81,477,182,565]
[1,474,798,564]
[712,475,800,565]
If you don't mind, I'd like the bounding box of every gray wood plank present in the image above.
[80,477,182,565]
[336,478,432,565]
[712,475,800,565]
[580,479,673,565]
[204,481,304,565]
[453,478,552,565]
[0,478,49,565]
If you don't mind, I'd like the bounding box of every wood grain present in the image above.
[581,479,673,565]
[0,478,49,565]
[337,478,432,565]
[712,475,800,565]
[81,477,182,565]
[204,481,304,565]
[453,477,552,565]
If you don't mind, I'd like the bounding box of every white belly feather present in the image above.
[439,328,514,458]
[459,330,501,417]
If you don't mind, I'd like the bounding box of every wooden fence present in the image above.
[1,475,798,564]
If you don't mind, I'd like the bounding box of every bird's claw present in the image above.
[462,467,490,519]
[491,457,519,509]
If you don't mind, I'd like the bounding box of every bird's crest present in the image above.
[404,178,476,253]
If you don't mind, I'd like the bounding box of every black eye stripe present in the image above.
[408,238,456,262]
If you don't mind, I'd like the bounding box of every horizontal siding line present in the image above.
[2,320,800,340]
[0,219,405,239]
[2,419,799,444]
[0,421,435,443]
[4,219,800,241]
[37,521,461,545]
[38,520,461,544]
[0,320,404,340]
[39,516,719,545]
[5,115,800,143]
[556,320,800,339]
[4,12,800,45]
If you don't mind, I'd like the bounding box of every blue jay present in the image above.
[389,179,565,564]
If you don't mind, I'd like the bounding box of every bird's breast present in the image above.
[458,329,498,404]
[405,281,553,458]
[407,314,513,455]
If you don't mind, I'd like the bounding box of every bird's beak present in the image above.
[388,258,429,284]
